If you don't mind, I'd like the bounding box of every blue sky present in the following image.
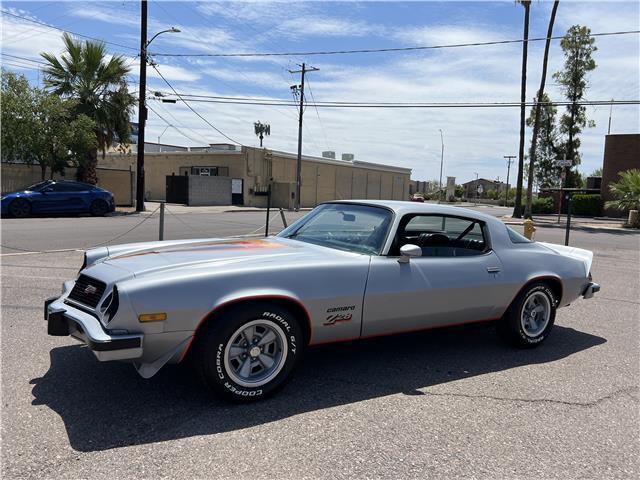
[2,1,639,184]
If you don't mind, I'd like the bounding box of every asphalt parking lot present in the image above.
[1,207,638,479]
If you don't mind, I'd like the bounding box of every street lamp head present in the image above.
[169,27,181,33]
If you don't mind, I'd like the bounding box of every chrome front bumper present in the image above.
[582,282,601,300]
[45,297,143,361]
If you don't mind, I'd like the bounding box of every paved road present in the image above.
[1,207,638,479]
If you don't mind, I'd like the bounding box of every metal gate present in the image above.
[166,175,188,204]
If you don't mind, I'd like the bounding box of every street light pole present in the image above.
[135,1,180,212]
[438,129,444,202]
[135,0,148,212]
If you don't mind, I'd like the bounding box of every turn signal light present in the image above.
[138,312,167,322]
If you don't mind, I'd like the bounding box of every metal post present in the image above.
[564,193,572,246]
[159,202,165,241]
[557,166,565,224]
[279,208,288,228]
[265,185,271,237]
[135,0,148,212]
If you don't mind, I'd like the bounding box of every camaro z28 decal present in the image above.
[324,305,356,326]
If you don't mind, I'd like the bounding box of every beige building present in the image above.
[102,146,412,208]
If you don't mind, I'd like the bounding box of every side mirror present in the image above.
[398,244,422,263]
[42,187,53,193]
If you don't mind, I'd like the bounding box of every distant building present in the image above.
[461,178,506,199]
[601,134,640,214]
[102,145,411,208]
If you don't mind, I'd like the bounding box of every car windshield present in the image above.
[278,203,393,255]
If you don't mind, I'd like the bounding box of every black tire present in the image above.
[498,282,557,348]
[90,199,109,216]
[8,198,31,218]
[193,302,304,402]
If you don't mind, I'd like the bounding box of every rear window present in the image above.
[507,226,532,243]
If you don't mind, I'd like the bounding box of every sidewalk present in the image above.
[116,202,312,215]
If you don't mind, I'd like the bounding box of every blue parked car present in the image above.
[1,180,115,218]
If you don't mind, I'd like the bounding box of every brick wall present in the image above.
[601,134,640,216]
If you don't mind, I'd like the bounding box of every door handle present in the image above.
[487,267,501,273]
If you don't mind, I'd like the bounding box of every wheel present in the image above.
[498,282,556,348]
[90,199,108,216]
[193,302,304,402]
[8,198,31,218]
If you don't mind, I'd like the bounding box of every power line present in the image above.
[305,79,330,152]
[146,102,209,145]
[150,64,244,145]
[1,9,138,52]
[150,97,640,109]
[1,53,47,65]
[150,30,640,58]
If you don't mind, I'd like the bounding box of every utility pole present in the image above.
[607,98,613,134]
[474,172,479,206]
[504,155,515,207]
[289,63,319,211]
[438,129,444,202]
[135,0,148,212]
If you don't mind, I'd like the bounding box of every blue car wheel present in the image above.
[8,198,31,218]
[90,199,109,216]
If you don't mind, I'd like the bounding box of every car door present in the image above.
[362,214,505,338]
[35,182,78,213]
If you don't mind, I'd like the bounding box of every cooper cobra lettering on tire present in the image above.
[193,302,304,403]
[498,282,557,348]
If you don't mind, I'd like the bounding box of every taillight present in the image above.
[588,271,593,281]
[79,253,87,272]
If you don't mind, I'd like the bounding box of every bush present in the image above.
[530,197,555,214]
[571,194,602,216]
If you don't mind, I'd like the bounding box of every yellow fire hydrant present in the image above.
[523,217,536,240]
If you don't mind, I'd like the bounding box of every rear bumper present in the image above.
[45,296,143,361]
[582,282,600,299]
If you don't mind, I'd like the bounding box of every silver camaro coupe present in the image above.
[45,201,600,401]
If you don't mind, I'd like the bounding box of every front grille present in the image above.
[67,274,107,308]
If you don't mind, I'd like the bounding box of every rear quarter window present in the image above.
[507,226,532,244]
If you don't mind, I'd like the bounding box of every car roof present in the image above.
[328,200,503,225]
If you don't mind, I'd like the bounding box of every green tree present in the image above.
[41,33,135,184]
[1,70,97,180]
[1,71,38,165]
[553,25,597,187]
[606,169,640,211]
[526,93,560,189]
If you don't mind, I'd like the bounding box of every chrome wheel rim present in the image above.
[224,319,288,388]
[520,291,551,337]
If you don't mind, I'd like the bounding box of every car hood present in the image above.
[90,236,354,279]
[1,190,33,198]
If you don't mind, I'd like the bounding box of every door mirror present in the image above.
[398,244,422,263]
[42,187,54,193]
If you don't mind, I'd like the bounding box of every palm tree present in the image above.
[513,0,531,219]
[606,169,640,226]
[41,33,135,184]
[526,1,560,216]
